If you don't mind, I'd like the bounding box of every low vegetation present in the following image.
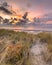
[0,29,36,65]
[37,32,52,62]
[0,29,52,65]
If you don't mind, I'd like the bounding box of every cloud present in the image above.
[39,13,52,24]
[0,0,52,20]
[0,6,12,14]
[43,13,52,18]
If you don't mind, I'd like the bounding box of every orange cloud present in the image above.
[0,1,46,20]
[28,11,42,19]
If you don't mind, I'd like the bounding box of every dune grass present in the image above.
[0,29,52,65]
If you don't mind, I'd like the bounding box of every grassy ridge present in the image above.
[0,29,36,65]
[37,32,52,62]
[0,29,52,65]
[37,32,52,52]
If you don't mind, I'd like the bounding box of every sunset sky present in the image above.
[0,0,52,23]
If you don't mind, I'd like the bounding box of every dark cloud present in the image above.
[0,0,52,18]
[0,1,17,15]
[0,6,12,14]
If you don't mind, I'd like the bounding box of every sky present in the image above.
[0,0,52,23]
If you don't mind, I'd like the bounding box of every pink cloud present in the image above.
[46,21,52,24]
